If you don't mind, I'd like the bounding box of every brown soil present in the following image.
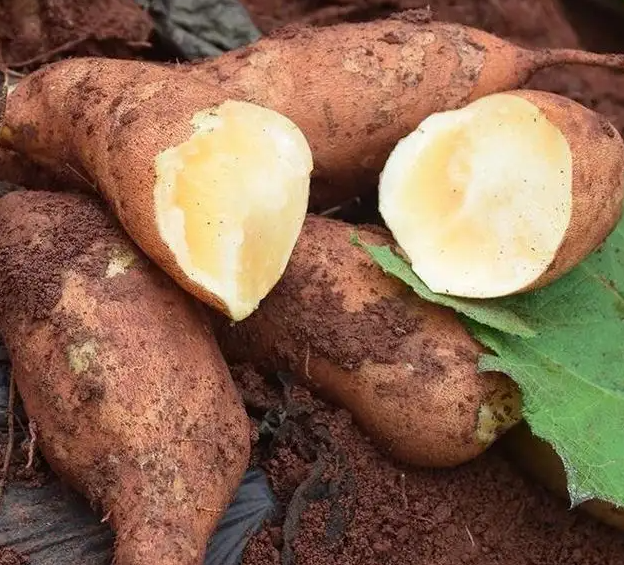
[238,369,624,565]
[240,0,624,135]
[0,0,153,70]
[0,547,28,565]
[0,191,121,322]
[0,149,90,195]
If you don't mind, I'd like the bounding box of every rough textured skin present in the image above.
[4,19,624,218]
[504,423,624,532]
[510,90,624,290]
[211,215,521,467]
[0,191,250,565]
[192,15,624,211]
[0,58,236,317]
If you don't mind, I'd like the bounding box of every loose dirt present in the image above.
[0,547,28,565]
[2,1,624,564]
[238,369,624,565]
[0,0,153,69]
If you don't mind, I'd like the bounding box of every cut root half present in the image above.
[379,92,574,298]
[154,100,313,320]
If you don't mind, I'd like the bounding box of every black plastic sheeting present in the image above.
[135,0,262,59]
[0,469,275,565]
[0,341,276,565]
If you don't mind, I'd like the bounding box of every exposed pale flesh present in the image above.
[154,100,313,320]
[379,93,573,297]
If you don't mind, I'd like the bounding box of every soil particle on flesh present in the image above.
[0,0,153,69]
[240,0,624,135]
[239,377,624,565]
[0,548,29,565]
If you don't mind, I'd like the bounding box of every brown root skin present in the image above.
[210,215,521,468]
[0,58,254,319]
[1,57,312,321]
[510,90,624,291]
[4,19,624,215]
[190,18,624,211]
[2,58,234,314]
[378,89,624,299]
[504,423,624,532]
[0,190,250,565]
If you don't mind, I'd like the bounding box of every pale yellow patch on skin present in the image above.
[173,474,187,502]
[67,338,98,375]
[475,390,522,445]
[105,246,137,278]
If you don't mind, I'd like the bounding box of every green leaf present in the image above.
[465,226,624,508]
[351,232,536,338]
[354,223,624,508]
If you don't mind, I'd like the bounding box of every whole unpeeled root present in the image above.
[380,90,624,297]
[1,61,313,321]
[0,190,250,565]
[504,424,624,532]
[191,16,624,210]
[211,215,521,467]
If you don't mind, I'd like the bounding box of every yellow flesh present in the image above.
[379,93,573,297]
[154,101,312,320]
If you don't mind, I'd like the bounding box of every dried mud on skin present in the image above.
[1,1,624,564]
[236,368,624,565]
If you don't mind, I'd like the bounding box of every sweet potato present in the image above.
[1,62,313,322]
[211,215,521,467]
[2,19,624,292]
[379,90,624,298]
[0,190,250,565]
[504,423,624,532]
[189,15,624,210]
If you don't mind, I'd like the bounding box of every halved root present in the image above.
[154,100,313,320]
[379,92,573,298]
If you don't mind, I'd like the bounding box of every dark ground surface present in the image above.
[0,0,153,68]
[235,368,624,565]
[2,1,624,564]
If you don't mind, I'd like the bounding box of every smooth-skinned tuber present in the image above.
[504,423,624,533]
[189,16,624,210]
[1,62,313,321]
[3,17,624,316]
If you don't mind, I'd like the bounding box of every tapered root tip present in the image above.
[532,48,624,72]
